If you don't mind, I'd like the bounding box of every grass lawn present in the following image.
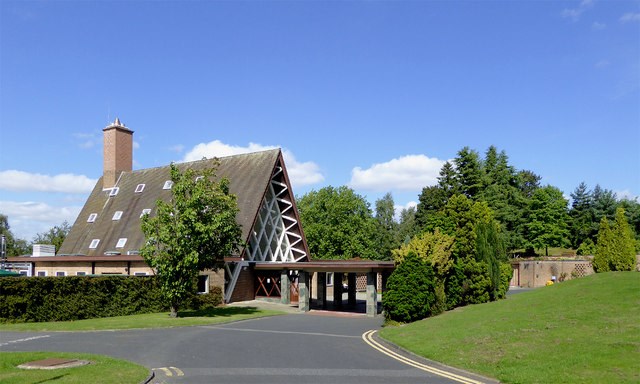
[0,306,285,332]
[380,272,640,384]
[0,351,149,384]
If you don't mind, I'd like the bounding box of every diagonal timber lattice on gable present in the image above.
[246,166,307,263]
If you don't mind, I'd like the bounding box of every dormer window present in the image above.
[112,211,123,220]
[87,213,98,223]
[135,184,145,193]
[109,187,120,197]
[89,239,100,249]
[163,180,173,190]
[140,208,151,218]
[116,238,127,248]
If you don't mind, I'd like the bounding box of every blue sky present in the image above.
[1,0,639,242]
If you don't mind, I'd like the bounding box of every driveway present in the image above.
[1,312,496,384]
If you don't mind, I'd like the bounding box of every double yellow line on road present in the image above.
[362,330,486,384]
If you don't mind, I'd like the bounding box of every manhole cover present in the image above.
[18,358,90,370]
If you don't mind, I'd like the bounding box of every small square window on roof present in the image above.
[116,238,127,248]
[135,184,145,193]
[109,187,120,197]
[140,208,151,218]
[87,213,98,223]
[89,239,100,249]
[163,180,173,190]
[112,211,123,220]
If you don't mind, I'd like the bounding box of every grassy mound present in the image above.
[380,272,640,384]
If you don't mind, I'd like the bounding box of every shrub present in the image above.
[188,286,223,310]
[0,276,166,322]
[383,252,436,323]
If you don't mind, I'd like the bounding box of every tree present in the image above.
[592,185,617,234]
[396,205,417,245]
[374,193,398,261]
[32,221,71,252]
[383,251,437,323]
[141,162,242,317]
[568,182,594,248]
[0,214,30,256]
[297,186,379,259]
[523,186,570,256]
[453,147,483,200]
[593,208,636,272]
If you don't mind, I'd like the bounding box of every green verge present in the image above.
[0,306,285,332]
[0,351,149,384]
[380,272,640,384]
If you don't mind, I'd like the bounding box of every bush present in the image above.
[383,252,436,323]
[188,286,223,310]
[0,276,167,322]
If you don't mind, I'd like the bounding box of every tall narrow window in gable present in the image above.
[135,184,145,193]
[163,180,173,190]
[87,213,98,223]
[112,211,123,220]
[89,239,100,249]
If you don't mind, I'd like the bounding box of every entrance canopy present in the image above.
[255,260,395,317]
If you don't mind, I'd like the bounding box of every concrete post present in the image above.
[333,272,344,309]
[298,271,310,312]
[366,272,378,317]
[347,273,356,307]
[317,272,327,309]
[280,269,290,305]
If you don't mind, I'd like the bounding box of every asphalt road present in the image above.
[1,313,496,384]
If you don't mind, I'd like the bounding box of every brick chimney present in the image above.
[103,118,133,189]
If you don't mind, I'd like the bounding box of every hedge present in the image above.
[0,275,167,322]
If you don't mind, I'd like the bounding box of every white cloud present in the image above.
[349,155,446,192]
[168,144,185,153]
[0,201,82,242]
[591,21,606,30]
[562,0,594,21]
[73,132,100,150]
[620,12,640,23]
[182,140,324,188]
[0,171,97,193]
[616,189,638,201]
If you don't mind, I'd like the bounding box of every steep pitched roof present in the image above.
[59,149,283,257]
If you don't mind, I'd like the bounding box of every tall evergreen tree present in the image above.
[569,182,595,248]
[453,147,483,200]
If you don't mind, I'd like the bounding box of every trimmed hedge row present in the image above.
[0,275,167,322]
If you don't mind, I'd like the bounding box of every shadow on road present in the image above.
[177,306,261,318]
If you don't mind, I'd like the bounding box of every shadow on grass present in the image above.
[177,306,260,318]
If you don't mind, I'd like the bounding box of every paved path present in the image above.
[1,312,497,384]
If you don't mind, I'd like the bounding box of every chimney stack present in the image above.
[103,118,133,189]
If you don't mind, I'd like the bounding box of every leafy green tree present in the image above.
[523,186,570,256]
[32,221,71,252]
[516,169,541,199]
[576,238,596,256]
[415,185,446,230]
[297,186,379,259]
[617,198,640,249]
[374,192,399,261]
[475,220,507,300]
[383,251,437,323]
[141,163,242,317]
[594,208,636,272]
[0,214,30,256]
[396,205,417,245]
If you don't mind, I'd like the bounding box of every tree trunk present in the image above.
[545,246,548,257]
[170,305,178,318]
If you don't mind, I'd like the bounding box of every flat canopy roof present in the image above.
[254,260,395,273]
